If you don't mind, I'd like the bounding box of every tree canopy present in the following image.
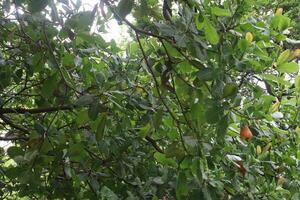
[0,0,300,199]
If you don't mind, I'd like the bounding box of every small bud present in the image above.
[245,32,253,44]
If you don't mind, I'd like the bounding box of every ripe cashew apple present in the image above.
[240,126,253,140]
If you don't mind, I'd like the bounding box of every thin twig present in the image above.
[135,32,188,153]
[145,136,164,153]
[101,0,171,41]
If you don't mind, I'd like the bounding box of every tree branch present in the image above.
[0,136,28,141]
[135,32,188,153]
[145,136,164,153]
[0,105,74,114]
[0,114,29,134]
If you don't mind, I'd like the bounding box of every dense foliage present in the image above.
[0,0,300,199]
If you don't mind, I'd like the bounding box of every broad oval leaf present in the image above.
[116,0,134,19]
[271,15,291,31]
[154,152,177,168]
[196,68,214,81]
[28,0,49,13]
[295,75,300,89]
[222,83,238,98]
[96,114,107,141]
[76,94,95,106]
[277,50,290,66]
[211,6,231,17]
[277,62,299,73]
[204,18,219,45]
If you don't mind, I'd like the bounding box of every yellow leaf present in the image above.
[288,49,300,60]
[256,145,262,154]
[294,49,300,56]
[271,101,280,113]
[245,32,253,43]
[275,8,283,16]
[263,142,272,152]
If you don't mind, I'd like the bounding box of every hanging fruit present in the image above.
[240,125,253,140]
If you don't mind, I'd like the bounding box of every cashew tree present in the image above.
[0,0,300,199]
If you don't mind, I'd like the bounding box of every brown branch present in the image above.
[145,136,164,153]
[84,147,111,166]
[0,114,29,134]
[0,136,28,141]
[238,72,250,88]
[0,105,74,114]
[135,32,188,153]
[41,21,83,95]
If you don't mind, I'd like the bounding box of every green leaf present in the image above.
[271,15,291,31]
[62,53,75,67]
[7,146,24,158]
[95,72,106,85]
[116,0,134,19]
[41,74,58,99]
[202,186,213,200]
[216,115,228,144]
[139,123,151,138]
[222,83,238,98]
[100,186,118,200]
[68,144,86,162]
[32,53,44,72]
[197,68,214,81]
[61,66,75,86]
[261,74,292,86]
[238,39,249,52]
[176,61,197,73]
[75,109,89,125]
[88,103,102,120]
[34,122,45,135]
[96,114,107,141]
[154,152,177,167]
[204,18,219,45]
[211,7,231,17]
[5,166,25,179]
[205,106,222,124]
[64,164,72,178]
[76,95,95,106]
[24,150,38,162]
[165,143,185,158]
[191,103,206,124]
[295,75,300,89]
[176,171,188,199]
[155,23,175,37]
[277,62,299,73]
[277,50,290,66]
[195,14,204,30]
[66,11,94,31]
[28,0,49,13]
